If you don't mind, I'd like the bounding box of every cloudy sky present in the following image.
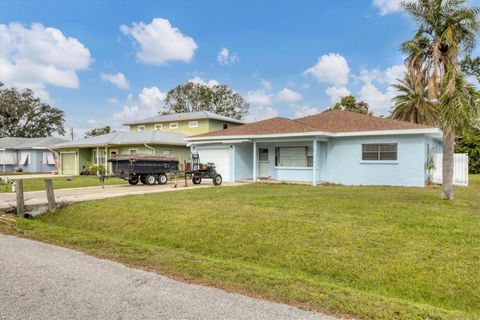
[1,0,478,137]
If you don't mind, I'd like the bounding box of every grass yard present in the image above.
[1,176,479,319]
[0,175,126,193]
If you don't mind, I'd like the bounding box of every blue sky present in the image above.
[0,0,468,136]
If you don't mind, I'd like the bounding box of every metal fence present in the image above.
[431,153,469,187]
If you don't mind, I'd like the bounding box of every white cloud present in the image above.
[138,86,166,113]
[383,64,406,84]
[245,106,278,122]
[112,86,166,124]
[107,97,119,104]
[120,18,197,65]
[245,90,273,106]
[358,83,397,115]
[325,86,351,103]
[217,47,239,66]
[0,22,91,100]
[101,72,129,89]
[275,88,302,103]
[354,63,406,115]
[188,76,220,88]
[304,53,350,86]
[373,0,416,15]
[292,105,320,118]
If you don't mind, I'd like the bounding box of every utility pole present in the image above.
[70,128,74,141]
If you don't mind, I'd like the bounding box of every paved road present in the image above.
[0,235,337,320]
[0,182,230,212]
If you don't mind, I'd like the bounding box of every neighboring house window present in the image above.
[223,123,228,129]
[129,149,138,155]
[189,121,198,128]
[0,151,16,165]
[93,150,107,165]
[170,122,178,129]
[154,124,162,130]
[362,143,397,161]
[275,147,313,167]
[137,125,145,132]
[42,152,56,165]
[18,152,30,165]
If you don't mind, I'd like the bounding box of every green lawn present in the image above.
[1,176,479,320]
[0,175,126,193]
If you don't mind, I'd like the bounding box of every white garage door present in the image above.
[197,148,231,182]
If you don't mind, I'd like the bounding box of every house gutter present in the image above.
[144,143,156,155]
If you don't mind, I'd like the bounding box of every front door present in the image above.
[259,148,270,178]
[108,149,118,173]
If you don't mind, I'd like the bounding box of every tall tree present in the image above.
[84,126,112,138]
[163,82,249,120]
[0,83,65,138]
[326,95,371,115]
[398,0,480,200]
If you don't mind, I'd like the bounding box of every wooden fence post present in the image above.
[15,179,24,217]
[44,179,56,212]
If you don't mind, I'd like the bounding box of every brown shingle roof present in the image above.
[190,110,435,138]
[192,117,318,138]
[295,110,433,132]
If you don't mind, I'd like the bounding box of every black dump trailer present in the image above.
[108,155,179,185]
[108,153,223,186]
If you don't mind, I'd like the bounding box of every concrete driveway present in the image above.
[0,182,235,212]
[0,234,336,320]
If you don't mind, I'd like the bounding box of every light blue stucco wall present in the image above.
[192,133,436,186]
[326,134,428,187]
[234,142,253,180]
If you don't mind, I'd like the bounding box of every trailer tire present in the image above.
[158,173,168,185]
[145,174,157,185]
[140,175,147,185]
[192,176,202,184]
[128,177,139,185]
[213,174,222,186]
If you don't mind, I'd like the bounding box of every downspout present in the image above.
[1,149,5,173]
[144,143,155,155]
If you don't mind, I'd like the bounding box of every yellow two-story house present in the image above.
[53,111,244,175]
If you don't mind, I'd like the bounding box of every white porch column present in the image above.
[105,146,108,172]
[253,140,257,182]
[96,146,99,165]
[312,138,318,186]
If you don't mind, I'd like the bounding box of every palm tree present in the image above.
[391,74,438,126]
[397,0,480,199]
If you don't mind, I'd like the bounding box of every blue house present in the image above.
[186,110,443,187]
[0,137,68,173]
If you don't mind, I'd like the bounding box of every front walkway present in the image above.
[0,182,240,212]
[0,234,335,320]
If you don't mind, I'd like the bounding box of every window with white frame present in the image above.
[362,143,397,161]
[42,152,56,165]
[170,122,178,129]
[129,149,138,155]
[93,150,107,165]
[154,123,162,130]
[189,121,198,128]
[275,147,313,167]
[137,125,145,132]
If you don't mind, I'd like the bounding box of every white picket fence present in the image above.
[431,153,469,187]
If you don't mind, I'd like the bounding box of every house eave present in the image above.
[186,128,442,142]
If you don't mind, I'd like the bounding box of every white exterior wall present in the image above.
[326,134,427,187]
